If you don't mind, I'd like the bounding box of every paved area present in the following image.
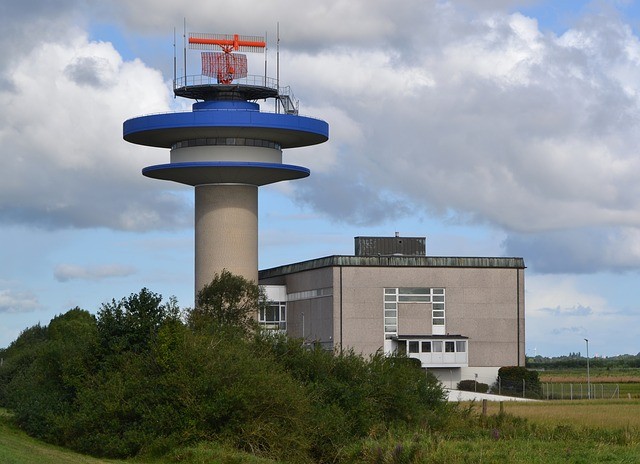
[446,389,539,402]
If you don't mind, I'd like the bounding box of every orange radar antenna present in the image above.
[189,33,266,84]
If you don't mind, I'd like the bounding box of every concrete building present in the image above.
[260,236,525,384]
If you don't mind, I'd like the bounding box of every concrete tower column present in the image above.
[195,184,258,292]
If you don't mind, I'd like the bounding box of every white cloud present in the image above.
[524,274,640,355]
[0,289,42,313]
[2,0,640,276]
[54,263,136,282]
[527,275,608,317]
[0,30,191,231]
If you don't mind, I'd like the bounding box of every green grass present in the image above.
[341,426,640,464]
[0,409,126,464]
[539,367,640,383]
[4,403,640,464]
[0,408,280,464]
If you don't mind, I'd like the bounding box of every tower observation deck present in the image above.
[123,32,328,292]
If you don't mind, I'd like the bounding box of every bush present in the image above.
[457,379,489,393]
[0,278,449,463]
[498,366,542,398]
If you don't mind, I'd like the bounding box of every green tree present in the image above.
[498,366,542,398]
[0,308,98,441]
[188,270,264,333]
[96,288,180,355]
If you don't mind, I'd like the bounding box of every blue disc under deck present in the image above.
[142,161,310,186]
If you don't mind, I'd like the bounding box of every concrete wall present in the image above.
[260,264,525,369]
[335,266,523,367]
[262,268,334,348]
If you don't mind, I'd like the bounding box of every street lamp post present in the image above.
[584,338,590,399]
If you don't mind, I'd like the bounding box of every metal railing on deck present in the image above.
[174,74,280,90]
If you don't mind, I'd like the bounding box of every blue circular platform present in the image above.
[142,161,310,186]
[124,107,328,149]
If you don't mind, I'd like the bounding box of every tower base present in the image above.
[195,184,258,293]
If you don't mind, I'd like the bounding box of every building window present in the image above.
[287,287,332,302]
[408,341,419,353]
[383,288,398,338]
[456,340,467,352]
[432,341,443,352]
[384,287,446,337]
[421,341,431,353]
[259,302,286,330]
[445,341,455,352]
[398,287,431,302]
[172,138,282,151]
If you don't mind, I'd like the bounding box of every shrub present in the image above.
[457,379,489,393]
[498,366,542,398]
[1,277,449,463]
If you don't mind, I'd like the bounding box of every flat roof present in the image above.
[394,335,469,340]
[259,255,525,279]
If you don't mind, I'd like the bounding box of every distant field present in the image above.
[536,368,640,398]
[538,367,640,383]
[479,399,640,429]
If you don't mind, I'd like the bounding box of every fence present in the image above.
[454,375,543,399]
[455,375,620,400]
[541,383,620,400]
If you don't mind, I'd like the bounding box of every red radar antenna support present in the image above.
[189,33,266,84]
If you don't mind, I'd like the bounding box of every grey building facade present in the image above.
[259,236,525,385]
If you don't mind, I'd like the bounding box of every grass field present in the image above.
[538,367,640,383]
[3,402,640,463]
[477,398,640,429]
[537,367,640,399]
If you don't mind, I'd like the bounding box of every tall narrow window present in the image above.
[383,288,398,338]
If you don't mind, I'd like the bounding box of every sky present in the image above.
[1,0,640,357]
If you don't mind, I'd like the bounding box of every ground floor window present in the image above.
[409,341,419,353]
[259,302,286,330]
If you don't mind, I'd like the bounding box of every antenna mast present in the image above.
[173,28,177,96]
[264,30,268,87]
[183,19,187,84]
[276,23,280,113]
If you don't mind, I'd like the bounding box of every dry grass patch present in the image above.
[539,368,640,383]
[479,399,640,429]
[541,374,640,383]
